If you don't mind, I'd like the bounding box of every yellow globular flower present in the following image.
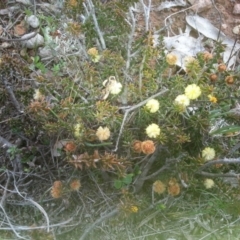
[208,94,217,103]
[146,123,160,138]
[145,99,160,113]
[96,126,110,141]
[204,179,215,189]
[202,147,215,161]
[74,123,81,138]
[185,84,201,100]
[166,53,178,65]
[153,180,166,194]
[130,206,138,213]
[174,94,190,107]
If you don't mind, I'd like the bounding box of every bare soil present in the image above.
[137,0,240,40]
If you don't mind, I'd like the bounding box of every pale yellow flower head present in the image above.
[166,53,178,65]
[153,180,166,194]
[204,179,215,189]
[202,147,215,161]
[174,94,190,107]
[185,84,201,100]
[146,123,160,138]
[130,206,138,213]
[103,76,122,95]
[87,47,101,62]
[74,123,81,138]
[184,56,196,65]
[145,99,160,113]
[33,89,44,101]
[96,126,110,141]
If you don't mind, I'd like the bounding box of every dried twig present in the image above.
[3,78,24,113]
[12,173,50,232]
[139,0,152,32]
[196,158,240,178]
[85,0,106,49]
[0,31,38,42]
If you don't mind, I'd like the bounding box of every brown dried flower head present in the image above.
[225,75,234,84]
[70,179,81,191]
[218,64,227,72]
[209,73,218,82]
[132,140,142,153]
[167,178,180,197]
[153,180,166,194]
[64,141,77,152]
[203,51,213,61]
[141,140,155,154]
[51,181,63,198]
[67,0,78,7]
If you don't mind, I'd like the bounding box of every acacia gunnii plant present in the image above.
[1,0,240,238]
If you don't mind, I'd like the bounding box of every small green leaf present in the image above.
[114,180,122,189]
[122,174,133,184]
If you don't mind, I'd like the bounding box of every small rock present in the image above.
[1,42,12,48]
[233,3,240,15]
[233,25,240,35]
[25,15,40,28]
[21,33,44,49]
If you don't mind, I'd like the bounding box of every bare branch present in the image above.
[197,158,240,172]
[85,0,106,49]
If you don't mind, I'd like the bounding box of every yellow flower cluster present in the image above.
[208,94,217,103]
[130,206,138,213]
[174,84,201,109]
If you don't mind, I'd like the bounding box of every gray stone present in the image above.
[233,3,240,15]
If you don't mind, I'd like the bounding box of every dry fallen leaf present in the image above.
[14,21,27,36]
